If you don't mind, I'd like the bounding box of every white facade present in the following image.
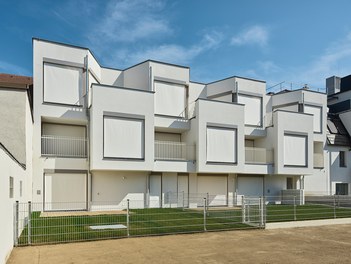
[30,38,332,212]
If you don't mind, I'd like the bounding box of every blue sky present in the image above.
[1,0,351,91]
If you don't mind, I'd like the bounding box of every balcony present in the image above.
[313,153,324,168]
[155,141,195,161]
[41,135,87,158]
[245,147,274,164]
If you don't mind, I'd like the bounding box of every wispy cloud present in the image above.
[111,31,223,66]
[231,25,269,47]
[89,0,170,45]
[0,60,31,76]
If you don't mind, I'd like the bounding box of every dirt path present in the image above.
[8,224,351,264]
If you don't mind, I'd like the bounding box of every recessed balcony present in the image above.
[245,147,274,164]
[41,135,87,158]
[154,141,195,162]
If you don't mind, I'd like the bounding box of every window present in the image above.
[284,134,308,167]
[286,177,294,189]
[339,151,346,167]
[206,126,237,163]
[237,94,262,126]
[154,81,186,118]
[9,177,14,198]
[335,183,348,195]
[43,62,83,105]
[103,116,144,159]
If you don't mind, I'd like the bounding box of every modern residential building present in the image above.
[31,38,328,211]
[0,74,33,264]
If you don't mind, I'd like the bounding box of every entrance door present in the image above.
[177,175,189,207]
[149,175,162,208]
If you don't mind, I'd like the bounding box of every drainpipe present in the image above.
[84,54,91,211]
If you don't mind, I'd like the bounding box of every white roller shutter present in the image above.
[154,81,186,117]
[149,175,162,208]
[238,94,262,126]
[197,175,227,206]
[284,134,307,166]
[44,173,87,211]
[44,63,83,105]
[304,105,322,133]
[207,127,236,163]
[237,176,263,197]
[104,116,144,159]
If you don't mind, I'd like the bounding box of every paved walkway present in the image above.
[8,224,351,264]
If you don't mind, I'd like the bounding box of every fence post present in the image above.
[293,196,297,221]
[241,196,245,223]
[206,193,209,212]
[334,194,336,218]
[28,201,32,245]
[14,201,19,246]
[203,198,207,231]
[182,191,185,210]
[127,199,130,237]
[259,197,265,228]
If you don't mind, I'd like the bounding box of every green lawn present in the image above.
[17,204,351,245]
[18,208,248,245]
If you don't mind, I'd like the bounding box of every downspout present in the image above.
[84,54,91,211]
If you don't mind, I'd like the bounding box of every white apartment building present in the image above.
[32,38,328,211]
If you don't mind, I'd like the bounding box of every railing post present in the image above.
[14,201,19,246]
[333,195,336,219]
[127,199,130,237]
[203,198,207,231]
[293,196,297,221]
[242,196,245,223]
[27,201,32,245]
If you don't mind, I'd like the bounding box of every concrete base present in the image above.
[266,217,351,229]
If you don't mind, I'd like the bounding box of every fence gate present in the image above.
[242,197,266,228]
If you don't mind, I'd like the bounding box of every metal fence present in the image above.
[14,194,351,246]
[14,197,263,246]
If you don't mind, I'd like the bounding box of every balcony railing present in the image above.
[313,153,324,168]
[155,141,196,161]
[245,147,274,164]
[41,135,87,158]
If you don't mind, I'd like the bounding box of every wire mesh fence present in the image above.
[14,197,263,246]
[14,194,351,246]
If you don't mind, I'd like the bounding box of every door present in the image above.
[149,175,162,208]
[197,175,228,206]
[177,175,189,207]
[44,173,87,211]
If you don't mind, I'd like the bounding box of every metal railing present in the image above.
[14,197,263,246]
[155,141,196,161]
[41,135,87,158]
[245,147,274,164]
[313,153,324,168]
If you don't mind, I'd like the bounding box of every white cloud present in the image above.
[115,31,223,66]
[89,0,170,44]
[231,25,269,47]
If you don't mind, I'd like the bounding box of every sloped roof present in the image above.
[0,73,33,89]
[327,114,351,146]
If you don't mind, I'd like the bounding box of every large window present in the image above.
[154,81,186,118]
[206,126,237,163]
[304,105,322,133]
[238,94,262,126]
[43,62,83,105]
[103,116,144,159]
[284,134,308,167]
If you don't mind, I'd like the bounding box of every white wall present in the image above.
[0,148,28,264]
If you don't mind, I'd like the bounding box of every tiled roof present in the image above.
[0,73,33,88]
[327,114,351,147]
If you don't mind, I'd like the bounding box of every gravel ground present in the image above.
[8,224,351,264]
